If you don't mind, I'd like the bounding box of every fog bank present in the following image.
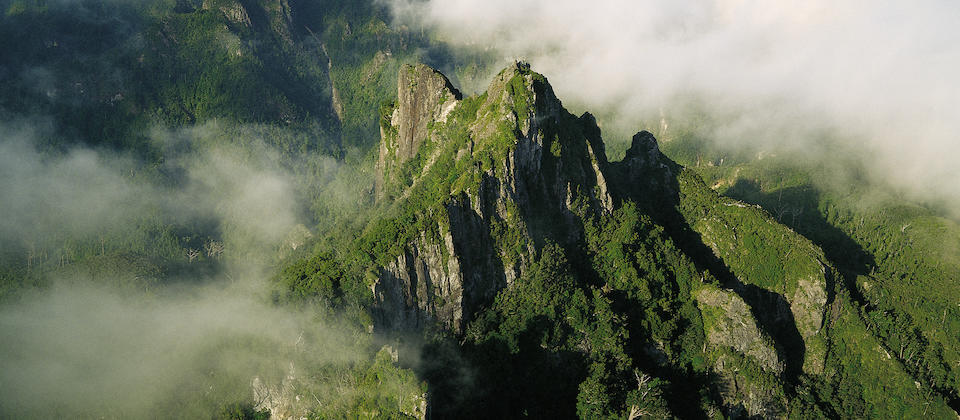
[387,0,960,207]
[0,280,360,417]
[0,121,358,417]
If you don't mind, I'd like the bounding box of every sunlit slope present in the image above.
[274,62,957,417]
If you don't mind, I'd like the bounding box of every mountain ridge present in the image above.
[304,61,851,417]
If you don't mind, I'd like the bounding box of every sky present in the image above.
[388,0,960,208]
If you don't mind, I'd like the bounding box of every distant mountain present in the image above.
[0,0,454,156]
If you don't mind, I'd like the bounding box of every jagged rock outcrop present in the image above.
[680,176,831,375]
[373,229,464,331]
[371,208,506,333]
[252,346,428,420]
[609,124,832,376]
[391,65,461,156]
[371,63,627,333]
[203,0,252,27]
[262,0,295,41]
[697,286,783,374]
[202,0,294,35]
[252,363,307,420]
[621,130,675,189]
[697,287,788,418]
[376,64,461,197]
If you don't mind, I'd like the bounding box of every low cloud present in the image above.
[0,128,142,244]
[387,0,960,207]
[0,280,359,417]
[0,121,303,262]
[0,120,360,417]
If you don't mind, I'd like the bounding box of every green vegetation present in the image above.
[0,0,341,155]
[266,60,960,417]
[0,1,442,418]
[215,402,270,420]
[661,121,960,415]
[2,0,958,417]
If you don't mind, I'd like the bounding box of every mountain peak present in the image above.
[625,130,659,161]
[342,61,838,415]
[388,64,461,162]
[481,61,563,129]
[376,64,461,197]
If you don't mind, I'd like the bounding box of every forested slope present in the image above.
[275,62,958,418]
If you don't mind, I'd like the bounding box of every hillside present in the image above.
[0,0,459,293]
[276,62,958,418]
[662,133,960,416]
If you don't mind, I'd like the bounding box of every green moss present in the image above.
[678,169,823,294]
[550,135,563,157]
[506,72,533,123]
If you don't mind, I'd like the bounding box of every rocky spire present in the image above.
[387,64,461,162]
[376,64,461,198]
[624,130,660,163]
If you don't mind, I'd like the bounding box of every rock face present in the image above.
[791,273,829,372]
[252,363,306,420]
[607,125,832,377]
[373,230,464,331]
[376,64,461,197]
[371,211,504,333]
[252,347,428,420]
[697,285,788,418]
[697,286,783,374]
[372,63,623,332]
[392,64,461,161]
[680,177,831,375]
[202,0,295,40]
[203,0,252,27]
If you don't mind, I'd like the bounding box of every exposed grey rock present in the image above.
[372,63,655,334]
[252,362,310,420]
[204,0,252,27]
[389,65,460,162]
[687,188,830,375]
[622,130,676,189]
[376,64,461,198]
[372,198,507,333]
[318,43,343,122]
[373,229,464,331]
[697,286,784,374]
[370,64,832,392]
[791,269,829,374]
[697,285,787,418]
[625,130,660,163]
[587,142,614,213]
